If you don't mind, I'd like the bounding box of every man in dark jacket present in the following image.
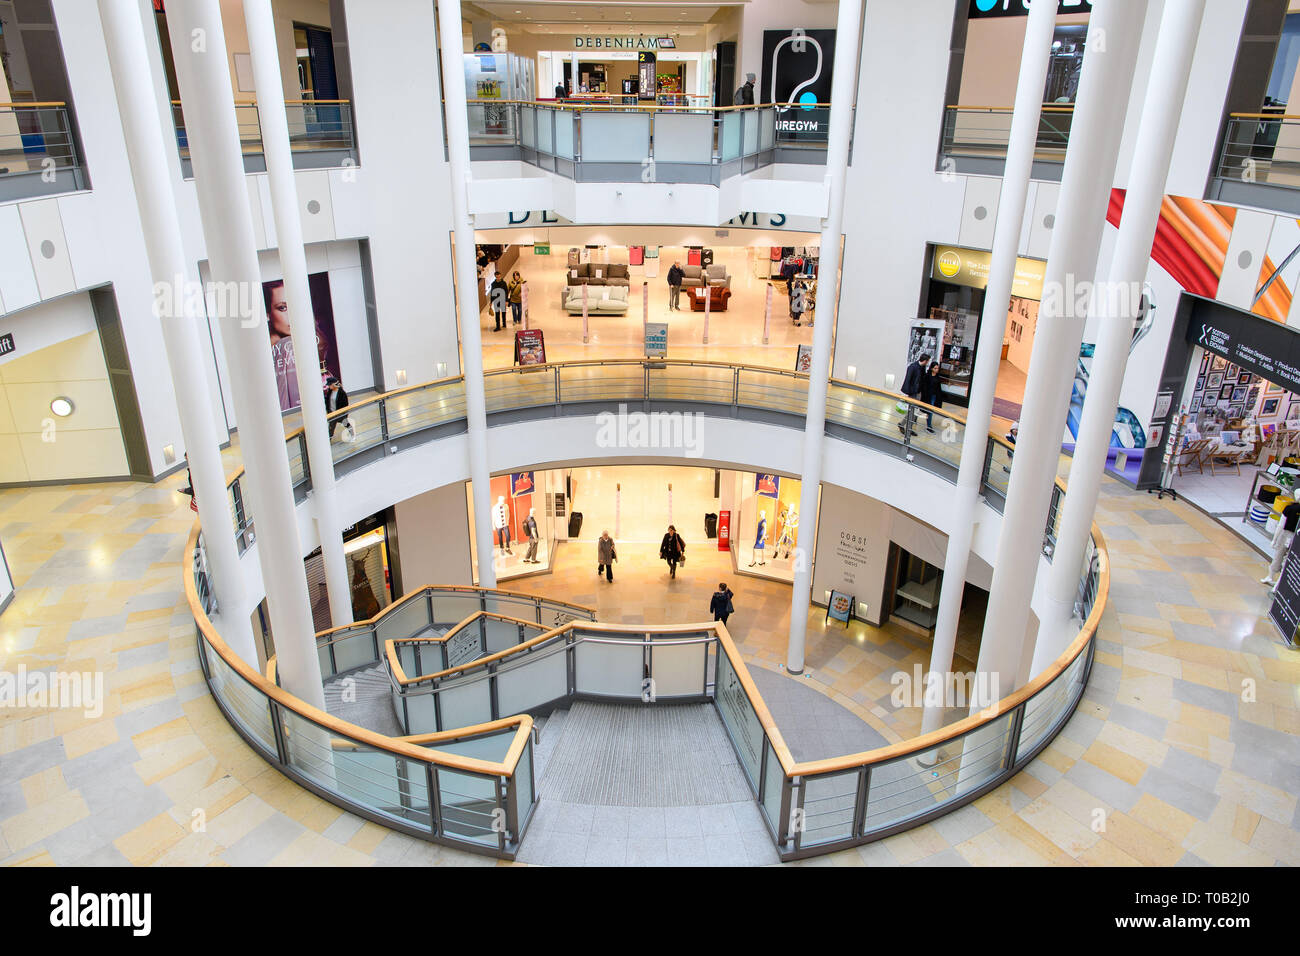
[898,352,929,438]
[659,525,685,579]
[667,262,684,311]
[324,376,349,438]
[734,73,755,106]
[709,582,735,625]
[554,82,567,100]
[489,275,509,331]
[922,360,944,433]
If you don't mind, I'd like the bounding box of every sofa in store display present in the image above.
[686,284,731,312]
[565,262,631,288]
[680,264,730,290]
[562,284,630,314]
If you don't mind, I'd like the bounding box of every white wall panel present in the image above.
[296,170,336,244]
[18,200,76,300]
[957,177,1001,251]
[1025,182,1058,261]
[0,204,40,315]
[1217,209,1275,312]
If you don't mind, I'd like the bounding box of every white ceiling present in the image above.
[466,1,730,29]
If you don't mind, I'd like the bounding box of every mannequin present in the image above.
[776,505,798,560]
[523,507,540,563]
[492,495,512,555]
[749,509,767,567]
[1263,500,1300,586]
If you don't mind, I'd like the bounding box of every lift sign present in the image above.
[0,333,13,357]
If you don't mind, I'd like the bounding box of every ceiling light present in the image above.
[50,397,74,417]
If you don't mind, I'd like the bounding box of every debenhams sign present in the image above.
[571,35,671,50]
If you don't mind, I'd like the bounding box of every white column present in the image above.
[785,0,863,674]
[920,0,1057,736]
[975,0,1147,707]
[97,0,256,665]
[438,0,498,588]
[1035,0,1205,674]
[166,0,326,709]
[243,0,352,629]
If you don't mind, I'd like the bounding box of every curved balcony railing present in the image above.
[467,100,829,182]
[939,104,1074,179]
[233,360,1032,556]
[190,362,1108,860]
[170,98,357,174]
[187,535,541,857]
[0,102,86,200]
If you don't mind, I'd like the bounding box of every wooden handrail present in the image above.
[184,523,533,777]
[946,103,1075,113]
[467,98,831,112]
[383,610,549,686]
[0,101,67,108]
[1229,111,1300,120]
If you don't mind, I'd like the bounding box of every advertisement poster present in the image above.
[760,29,836,144]
[795,343,814,373]
[718,510,731,551]
[827,589,853,626]
[645,321,668,358]
[771,478,801,556]
[511,472,535,497]
[637,51,657,101]
[514,328,546,365]
[264,273,340,413]
[755,474,780,498]
[906,318,945,368]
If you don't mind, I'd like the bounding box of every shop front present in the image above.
[1145,294,1300,552]
[918,243,1045,416]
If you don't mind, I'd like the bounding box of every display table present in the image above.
[686,285,730,312]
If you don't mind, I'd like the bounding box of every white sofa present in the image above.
[562,284,629,314]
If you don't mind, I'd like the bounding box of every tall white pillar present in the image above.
[920,0,1056,736]
[975,0,1147,707]
[438,0,498,588]
[785,0,863,674]
[96,0,256,665]
[1035,0,1205,674]
[243,0,352,628]
[166,0,326,709]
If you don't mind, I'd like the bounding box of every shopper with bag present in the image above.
[597,530,617,582]
[324,376,351,439]
[710,582,735,625]
[897,352,929,438]
[659,525,686,579]
[508,271,525,326]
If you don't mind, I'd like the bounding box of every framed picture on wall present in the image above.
[1147,424,1164,448]
[1263,397,1282,417]
[1211,354,1229,372]
[1232,386,1248,403]
[1220,384,1235,401]
[1289,398,1300,422]
[1195,374,1205,391]
[1238,372,1253,386]
[1200,352,1211,374]
[1207,371,1224,390]
[1249,386,1261,408]
[1228,404,1244,419]
[1224,366,1239,382]
[1190,396,1202,413]
[1265,380,1284,397]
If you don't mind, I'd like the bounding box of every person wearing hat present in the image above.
[323,375,349,438]
[734,73,756,106]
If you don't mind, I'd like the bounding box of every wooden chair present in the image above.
[1172,438,1211,476]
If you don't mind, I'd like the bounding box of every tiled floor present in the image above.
[1,450,1297,866]
[1174,466,1272,553]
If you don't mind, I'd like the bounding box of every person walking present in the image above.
[897,351,929,439]
[667,261,684,311]
[597,530,617,582]
[734,73,755,106]
[709,582,735,626]
[921,360,944,434]
[323,376,349,438]
[508,271,525,326]
[489,275,509,331]
[1263,500,1300,586]
[659,524,686,579]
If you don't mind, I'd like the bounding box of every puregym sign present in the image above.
[969,0,1092,18]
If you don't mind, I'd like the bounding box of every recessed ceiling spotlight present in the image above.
[50,397,74,417]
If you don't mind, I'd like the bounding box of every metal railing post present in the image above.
[379,398,390,442]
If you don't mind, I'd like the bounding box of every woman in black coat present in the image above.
[659,525,686,579]
[922,361,943,433]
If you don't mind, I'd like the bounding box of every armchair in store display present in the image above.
[679,263,731,290]
[686,284,731,312]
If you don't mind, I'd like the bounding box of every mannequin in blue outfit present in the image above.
[749,510,767,567]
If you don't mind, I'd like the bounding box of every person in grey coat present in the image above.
[597,530,617,582]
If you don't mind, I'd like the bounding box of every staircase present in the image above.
[323,664,403,738]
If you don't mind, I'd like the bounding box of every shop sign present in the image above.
[644,321,668,358]
[826,589,854,627]
[969,0,1092,18]
[761,29,836,144]
[514,328,546,366]
[570,35,667,51]
[1186,298,1300,394]
[930,244,1045,300]
[0,333,13,357]
[533,243,550,256]
[1269,531,1300,646]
